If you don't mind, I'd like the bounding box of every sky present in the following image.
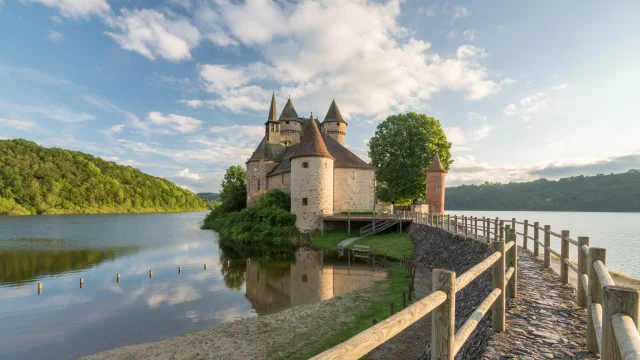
[1,0,640,193]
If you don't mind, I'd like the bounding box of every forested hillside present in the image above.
[0,139,206,215]
[197,192,220,201]
[446,170,640,212]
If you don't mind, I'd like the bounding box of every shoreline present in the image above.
[0,208,208,217]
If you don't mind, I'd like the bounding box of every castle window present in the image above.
[436,187,441,194]
[286,121,290,124]
[302,274,308,283]
[302,198,308,206]
[302,162,309,168]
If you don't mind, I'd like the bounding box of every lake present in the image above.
[0,212,387,360]
[446,210,640,278]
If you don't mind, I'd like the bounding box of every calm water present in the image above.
[0,212,387,360]
[447,210,640,278]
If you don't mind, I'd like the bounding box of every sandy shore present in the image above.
[80,283,382,360]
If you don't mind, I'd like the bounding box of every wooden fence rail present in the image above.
[316,212,639,360]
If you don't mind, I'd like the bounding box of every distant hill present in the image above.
[446,170,640,212]
[0,139,207,215]
[197,192,220,201]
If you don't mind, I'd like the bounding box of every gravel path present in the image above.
[482,248,597,360]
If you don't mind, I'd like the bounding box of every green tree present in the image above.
[220,165,247,212]
[368,112,452,204]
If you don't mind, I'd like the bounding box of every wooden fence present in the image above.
[312,213,640,360]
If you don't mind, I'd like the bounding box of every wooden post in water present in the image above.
[533,222,540,257]
[507,228,518,299]
[38,282,42,295]
[492,241,506,332]
[149,270,153,278]
[117,273,121,283]
[80,278,84,288]
[601,286,640,359]
[178,267,182,274]
[431,269,455,360]
[544,225,551,268]
[204,263,207,270]
[587,247,606,354]
[560,230,570,284]
[577,237,590,308]
[523,220,529,250]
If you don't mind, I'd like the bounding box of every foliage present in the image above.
[0,139,206,215]
[220,165,247,212]
[368,112,452,204]
[446,170,640,212]
[197,192,220,201]
[339,210,379,215]
[202,189,297,252]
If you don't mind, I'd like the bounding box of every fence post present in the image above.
[523,220,529,250]
[482,216,486,239]
[474,217,478,239]
[511,218,516,231]
[494,217,498,241]
[533,222,540,257]
[506,228,518,298]
[561,230,570,284]
[432,269,455,360]
[587,247,606,354]
[577,237,590,308]
[499,221,505,241]
[544,225,551,268]
[486,217,491,243]
[453,215,458,233]
[601,286,640,360]
[492,241,506,332]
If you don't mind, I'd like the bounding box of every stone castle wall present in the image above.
[267,172,291,194]
[321,122,346,145]
[333,168,375,212]
[291,157,334,232]
[280,121,302,143]
[246,160,279,207]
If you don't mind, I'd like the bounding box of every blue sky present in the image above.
[1,0,640,193]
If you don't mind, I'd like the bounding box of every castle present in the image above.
[246,94,447,232]
[246,94,376,232]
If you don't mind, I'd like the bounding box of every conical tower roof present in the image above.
[266,92,278,123]
[428,153,446,172]
[290,113,333,160]
[322,99,346,124]
[279,96,300,121]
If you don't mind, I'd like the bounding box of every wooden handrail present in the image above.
[592,303,603,351]
[310,291,447,360]
[548,230,562,238]
[581,274,589,297]
[581,244,590,258]
[504,240,515,252]
[455,251,501,292]
[594,260,616,288]
[564,258,578,273]
[548,247,562,259]
[505,267,515,283]
[452,288,502,355]
[612,313,640,359]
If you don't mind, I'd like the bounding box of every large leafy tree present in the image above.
[368,112,452,204]
[220,165,247,212]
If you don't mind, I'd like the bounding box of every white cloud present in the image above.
[179,168,201,181]
[210,125,264,138]
[147,112,203,133]
[177,99,204,108]
[463,29,475,41]
[0,118,36,131]
[23,0,110,20]
[552,83,569,90]
[0,102,95,122]
[452,5,468,22]
[445,113,493,150]
[146,284,201,308]
[446,30,457,39]
[500,77,515,87]
[50,15,63,24]
[99,156,142,166]
[104,9,202,62]
[419,7,435,16]
[48,30,64,42]
[520,91,547,106]
[200,64,251,93]
[100,123,125,135]
[504,103,517,116]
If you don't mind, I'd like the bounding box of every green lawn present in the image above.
[282,264,412,360]
[311,229,414,261]
[310,229,351,250]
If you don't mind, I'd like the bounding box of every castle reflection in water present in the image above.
[245,249,388,314]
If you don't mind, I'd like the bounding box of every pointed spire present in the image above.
[322,98,346,124]
[279,97,299,120]
[267,91,278,123]
[290,112,333,160]
[428,153,446,172]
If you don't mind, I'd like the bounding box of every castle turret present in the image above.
[279,96,303,143]
[320,99,347,145]
[291,113,334,232]
[425,154,447,214]
[265,92,280,143]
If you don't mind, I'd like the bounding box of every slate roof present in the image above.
[428,153,447,172]
[289,114,333,160]
[322,99,347,124]
[279,97,300,121]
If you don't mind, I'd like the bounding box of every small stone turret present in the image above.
[425,153,447,214]
[279,96,303,143]
[265,92,280,143]
[321,99,347,146]
[290,113,334,232]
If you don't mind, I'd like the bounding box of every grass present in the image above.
[311,229,351,250]
[281,264,411,360]
[347,232,414,260]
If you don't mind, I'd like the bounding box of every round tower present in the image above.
[320,99,347,146]
[425,154,447,214]
[279,96,303,143]
[291,113,334,232]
